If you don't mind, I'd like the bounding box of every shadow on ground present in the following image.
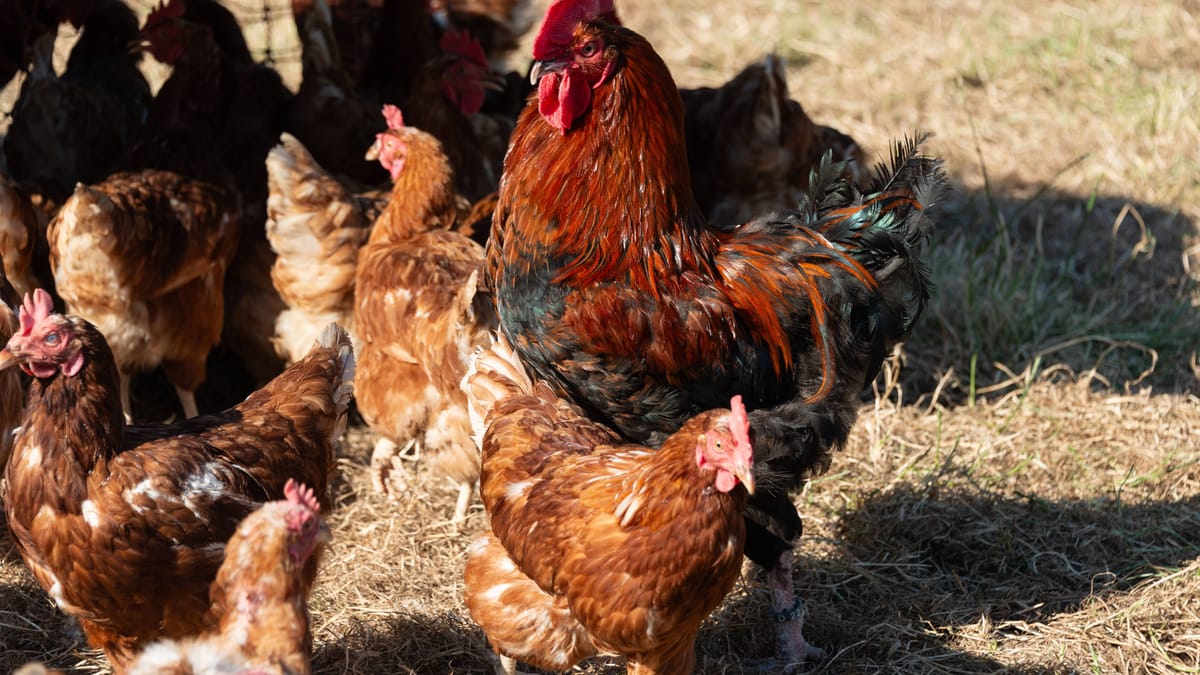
[901,185,1198,403]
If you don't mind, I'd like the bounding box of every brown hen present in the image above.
[463,335,754,674]
[126,480,330,675]
[0,291,353,672]
[355,106,495,523]
[47,170,239,421]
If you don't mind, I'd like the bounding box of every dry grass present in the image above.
[3,0,1200,673]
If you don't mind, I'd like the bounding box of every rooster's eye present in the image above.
[44,333,59,346]
[579,41,598,57]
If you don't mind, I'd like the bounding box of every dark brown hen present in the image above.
[0,291,352,672]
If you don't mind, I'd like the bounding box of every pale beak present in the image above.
[0,347,17,373]
[364,139,380,161]
[735,463,755,495]
[529,59,567,85]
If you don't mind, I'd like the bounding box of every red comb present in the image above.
[284,479,321,513]
[19,289,54,337]
[533,0,620,60]
[728,395,752,460]
[144,0,185,32]
[439,30,487,68]
[381,104,405,131]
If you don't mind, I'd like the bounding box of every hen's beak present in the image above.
[0,346,17,373]
[529,59,567,85]
[735,463,755,495]
[364,139,380,161]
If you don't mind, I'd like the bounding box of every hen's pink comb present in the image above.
[284,479,321,513]
[381,104,405,131]
[439,30,488,68]
[728,395,753,460]
[144,0,186,32]
[533,0,621,60]
[19,289,54,337]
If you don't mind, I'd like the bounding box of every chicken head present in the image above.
[0,289,84,378]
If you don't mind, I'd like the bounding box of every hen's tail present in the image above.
[230,322,355,509]
[462,333,532,448]
[265,133,383,362]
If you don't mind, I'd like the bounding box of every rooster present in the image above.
[47,170,240,420]
[355,105,496,523]
[463,334,754,674]
[127,480,329,675]
[404,29,511,202]
[0,290,353,672]
[486,0,947,663]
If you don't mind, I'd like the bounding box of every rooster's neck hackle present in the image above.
[502,27,715,290]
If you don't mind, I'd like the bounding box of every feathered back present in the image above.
[0,270,22,470]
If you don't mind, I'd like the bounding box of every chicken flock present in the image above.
[0,0,947,672]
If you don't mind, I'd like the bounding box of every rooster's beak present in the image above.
[529,59,566,85]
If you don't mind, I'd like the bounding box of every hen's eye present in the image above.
[44,333,59,345]
[579,41,598,57]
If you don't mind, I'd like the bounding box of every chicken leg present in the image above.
[768,549,826,666]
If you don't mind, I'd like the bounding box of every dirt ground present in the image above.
[2,0,1198,673]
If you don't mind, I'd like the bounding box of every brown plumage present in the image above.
[488,3,945,664]
[266,132,387,364]
[463,335,754,674]
[126,481,330,675]
[0,291,352,673]
[0,172,52,298]
[355,111,495,522]
[681,53,866,224]
[128,0,294,391]
[0,269,21,471]
[47,170,240,420]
